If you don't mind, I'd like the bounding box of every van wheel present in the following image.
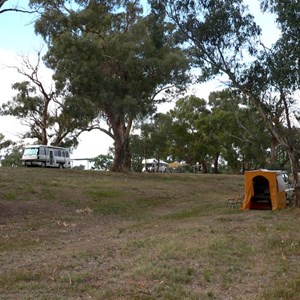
[41,162,46,168]
[59,164,64,169]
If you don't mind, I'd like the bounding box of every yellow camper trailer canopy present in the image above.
[242,170,286,210]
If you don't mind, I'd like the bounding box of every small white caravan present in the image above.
[22,145,71,168]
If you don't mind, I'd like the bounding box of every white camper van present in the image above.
[142,158,168,173]
[22,145,71,168]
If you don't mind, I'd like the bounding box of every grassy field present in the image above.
[0,168,300,300]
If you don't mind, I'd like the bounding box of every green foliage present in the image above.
[261,0,300,90]
[130,134,144,172]
[30,0,190,172]
[1,81,49,144]
[1,77,88,147]
[168,95,211,168]
[91,154,113,171]
[0,139,23,167]
[139,89,279,173]
[141,113,173,163]
[1,150,22,167]
[149,1,300,189]
[150,0,261,82]
[0,133,12,151]
[208,90,271,172]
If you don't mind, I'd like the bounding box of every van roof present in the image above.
[24,145,69,150]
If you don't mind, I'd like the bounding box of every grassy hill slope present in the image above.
[0,168,300,299]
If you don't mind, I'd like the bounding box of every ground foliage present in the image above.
[1,168,300,299]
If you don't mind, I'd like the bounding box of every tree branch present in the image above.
[0,7,36,14]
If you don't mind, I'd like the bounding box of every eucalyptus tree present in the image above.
[168,91,271,173]
[0,54,90,147]
[168,95,212,171]
[150,0,300,206]
[207,90,240,173]
[259,0,300,202]
[29,0,190,172]
[1,81,51,145]
[208,89,271,173]
[141,112,173,168]
[129,134,145,172]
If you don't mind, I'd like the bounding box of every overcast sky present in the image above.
[0,0,280,160]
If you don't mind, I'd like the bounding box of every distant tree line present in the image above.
[130,90,300,174]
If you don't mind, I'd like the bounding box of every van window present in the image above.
[24,147,38,156]
[39,147,46,155]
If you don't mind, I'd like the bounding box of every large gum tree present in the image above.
[29,0,190,172]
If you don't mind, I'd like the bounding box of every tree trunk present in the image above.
[201,161,208,173]
[108,112,132,173]
[213,153,219,174]
[110,135,131,172]
[287,148,300,207]
[41,126,48,145]
[41,95,50,145]
[270,135,277,165]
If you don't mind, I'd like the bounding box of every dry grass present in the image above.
[0,167,300,299]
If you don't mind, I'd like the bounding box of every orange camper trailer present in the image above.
[242,170,286,210]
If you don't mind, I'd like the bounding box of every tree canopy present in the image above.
[139,91,273,174]
[149,0,300,206]
[29,0,190,172]
[0,54,90,147]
